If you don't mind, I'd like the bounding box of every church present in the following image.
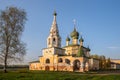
[29,11,99,72]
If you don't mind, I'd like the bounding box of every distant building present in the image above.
[110,59,120,69]
[29,11,99,72]
[111,59,120,64]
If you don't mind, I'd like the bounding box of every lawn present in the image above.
[0,70,120,80]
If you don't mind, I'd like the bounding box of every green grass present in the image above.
[0,70,120,80]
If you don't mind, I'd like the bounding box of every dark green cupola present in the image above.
[53,11,57,16]
[87,46,91,51]
[70,27,79,39]
[66,36,70,41]
[79,36,84,42]
[79,36,84,46]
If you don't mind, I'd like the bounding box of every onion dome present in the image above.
[87,46,91,51]
[66,36,70,41]
[70,27,79,39]
[79,36,84,42]
[53,11,57,16]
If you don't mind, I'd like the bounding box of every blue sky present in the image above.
[0,0,120,64]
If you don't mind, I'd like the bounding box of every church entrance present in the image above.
[45,66,50,71]
[73,60,80,71]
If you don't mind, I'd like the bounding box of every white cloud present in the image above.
[107,46,120,49]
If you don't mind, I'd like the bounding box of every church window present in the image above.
[53,38,56,44]
[46,59,50,64]
[65,59,70,64]
[58,58,63,63]
[53,38,56,41]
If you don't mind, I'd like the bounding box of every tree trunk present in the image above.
[4,46,9,73]
[4,58,7,73]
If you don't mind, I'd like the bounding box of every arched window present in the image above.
[46,59,50,64]
[58,58,63,63]
[65,59,70,64]
[53,38,56,44]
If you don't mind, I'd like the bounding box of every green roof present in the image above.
[77,46,85,57]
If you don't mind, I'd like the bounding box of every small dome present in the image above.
[70,28,79,39]
[53,11,57,16]
[79,36,84,42]
[66,36,70,41]
[87,46,91,51]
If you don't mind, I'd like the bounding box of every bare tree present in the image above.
[0,7,27,73]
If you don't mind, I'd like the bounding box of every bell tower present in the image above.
[47,11,61,48]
